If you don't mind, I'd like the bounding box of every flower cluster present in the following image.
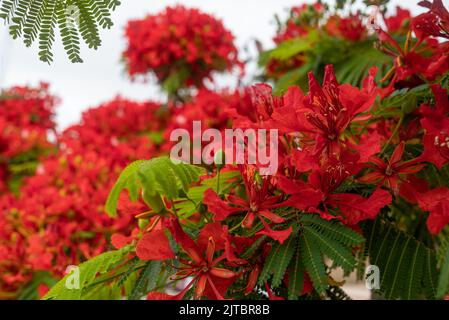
[0,98,165,296]
[0,83,57,194]
[123,5,241,93]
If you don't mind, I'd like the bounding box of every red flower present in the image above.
[147,220,239,300]
[279,153,392,224]
[375,24,449,85]
[124,6,241,89]
[416,187,449,234]
[419,85,449,168]
[412,0,449,39]
[273,3,324,44]
[359,142,426,196]
[385,7,411,34]
[203,166,292,243]
[271,65,378,163]
[325,14,367,42]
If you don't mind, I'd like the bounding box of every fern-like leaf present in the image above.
[0,0,121,62]
[364,218,438,299]
[287,241,304,300]
[299,230,328,294]
[56,0,82,63]
[43,246,130,300]
[300,214,365,246]
[129,260,162,300]
[259,235,296,287]
[105,157,204,217]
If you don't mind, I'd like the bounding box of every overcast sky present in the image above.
[0,0,422,129]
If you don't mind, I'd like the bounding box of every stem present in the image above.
[216,169,221,194]
[381,114,404,155]
[86,265,147,288]
[228,217,245,233]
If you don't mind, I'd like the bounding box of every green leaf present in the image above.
[303,225,357,273]
[364,218,438,299]
[259,236,296,287]
[268,35,314,61]
[299,230,328,294]
[105,157,203,217]
[437,242,449,299]
[0,0,121,63]
[174,170,240,218]
[300,214,365,246]
[43,246,130,300]
[273,63,311,95]
[287,242,304,300]
[129,260,162,300]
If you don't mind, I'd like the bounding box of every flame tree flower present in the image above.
[123,5,241,97]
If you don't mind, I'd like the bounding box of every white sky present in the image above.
[0,0,423,129]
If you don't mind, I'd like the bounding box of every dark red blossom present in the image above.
[359,142,426,198]
[419,85,449,168]
[385,7,412,34]
[147,220,240,300]
[416,187,449,234]
[271,65,379,163]
[325,14,367,42]
[203,166,292,243]
[412,0,449,39]
[124,5,241,90]
[278,153,392,224]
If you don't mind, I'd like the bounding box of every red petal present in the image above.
[147,292,179,300]
[417,187,449,234]
[257,219,292,244]
[210,267,236,279]
[258,210,285,224]
[203,189,241,221]
[329,188,392,225]
[197,222,226,251]
[136,229,174,261]
[111,233,133,249]
[389,141,405,165]
[194,274,208,299]
[354,131,382,163]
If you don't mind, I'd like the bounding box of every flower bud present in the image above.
[213,150,226,170]
[142,190,165,213]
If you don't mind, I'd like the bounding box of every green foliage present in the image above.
[300,214,365,247]
[43,246,131,300]
[174,169,241,218]
[17,272,57,300]
[375,84,433,118]
[259,214,364,298]
[364,218,438,299]
[129,260,162,300]
[437,240,449,299]
[105,157,204,217]
[299,227,328,294]
[240,235,267,260]
[0,0,121,63]
[287,239,305,299]
[263,32,317,62]
[261,33,392,94]
[333,40,391,86]
[259,235,297,287]
[297,214,364,295]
